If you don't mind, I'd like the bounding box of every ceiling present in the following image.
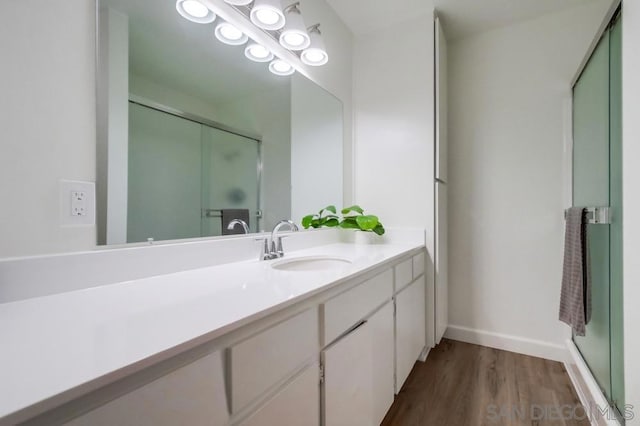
[326,0,601,40]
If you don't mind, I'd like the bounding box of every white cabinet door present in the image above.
[395,277,426,393]
[323,321,373,426]
[230,309,318,412]
[239,365,319,426]
[369,303,394,425]
[65,351,229,426]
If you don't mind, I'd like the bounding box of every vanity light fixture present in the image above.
[268,59,295,76]
[215,22,249,45]
[301,24,328,66]
[279,3,310,51]
[245,43,275,62]
[176,0,217,24]
[250,0,286,31]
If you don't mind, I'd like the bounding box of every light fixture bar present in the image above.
[200,0,312,78]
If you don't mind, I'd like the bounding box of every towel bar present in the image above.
[202,209,263,219]
[564,207,611,224]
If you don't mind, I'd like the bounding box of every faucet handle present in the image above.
[255,237,271,261]
[275,236,289,258]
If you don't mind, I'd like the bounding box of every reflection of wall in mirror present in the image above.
[291,74,343,224]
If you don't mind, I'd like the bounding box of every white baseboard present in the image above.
[444,325,568,362]
[564,339,621,426]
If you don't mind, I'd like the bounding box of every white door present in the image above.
[434,14,449,345]
[323,321,373,426]
[369,303,394,424]
[395,278,426,392]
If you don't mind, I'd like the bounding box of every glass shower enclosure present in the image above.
[127,102,261,243]
[572,9,623,418]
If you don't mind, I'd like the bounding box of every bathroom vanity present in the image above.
[0,236,430,426]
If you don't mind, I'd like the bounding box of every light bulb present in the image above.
[215,22,248,45]
[301,27,328,66]
[245,43,274,62]
[182,0,208,17]
[279,6,310,51]
[176,0,216,24]
[302,49,327,65]
[269,59,295,76]
[283,32,305,48]
[249,45,269,58]
[255,8,280,25]
[250,0,285,30]
[221,25,242,40]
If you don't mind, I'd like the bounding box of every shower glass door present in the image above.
[127,102,260,243]
[201,126,260,236]
[572,12,623,414]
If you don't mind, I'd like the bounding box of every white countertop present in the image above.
[0,242,422,422]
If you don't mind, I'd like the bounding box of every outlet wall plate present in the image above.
[59,180,96,227]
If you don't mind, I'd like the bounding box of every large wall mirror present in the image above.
[97,0,343,245]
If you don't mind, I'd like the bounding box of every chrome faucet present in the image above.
[257,219,299,260]
[227,219,250,234]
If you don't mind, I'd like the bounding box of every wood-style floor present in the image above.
[381,339,589,426]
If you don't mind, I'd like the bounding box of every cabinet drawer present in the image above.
[323,269,392,345]
[65,351,228,426]
[230,309,318,412]
[413,252,426,279]
[394,258,413,293]
[238,365,319,426]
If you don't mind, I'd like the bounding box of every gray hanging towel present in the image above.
[559,207,592,336]
[221,209,250,235]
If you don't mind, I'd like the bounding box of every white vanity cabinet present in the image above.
[64,351,229,426]
[395,276,426,392]
[321,270,394,425]
[394,252,428,393]
[369,302,395,424]
[323,321,373,426]
[229,309,318,413]
[49,250,429,426]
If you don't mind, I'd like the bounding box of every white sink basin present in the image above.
[271,256,353,272]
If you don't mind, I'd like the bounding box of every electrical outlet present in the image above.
[60,180,95,226]
[71,191,87,216]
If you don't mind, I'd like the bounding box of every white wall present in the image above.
[622,2,640,423]
[0,0,96,258]
[298,0,354,208]
[353,16,435,252]
[291,74,343,224]
[97,8,129,245]
[446,1,614,359]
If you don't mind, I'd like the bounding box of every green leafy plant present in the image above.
[302,205,340,229]
[339,205,385,235]
[301,205,385,236]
